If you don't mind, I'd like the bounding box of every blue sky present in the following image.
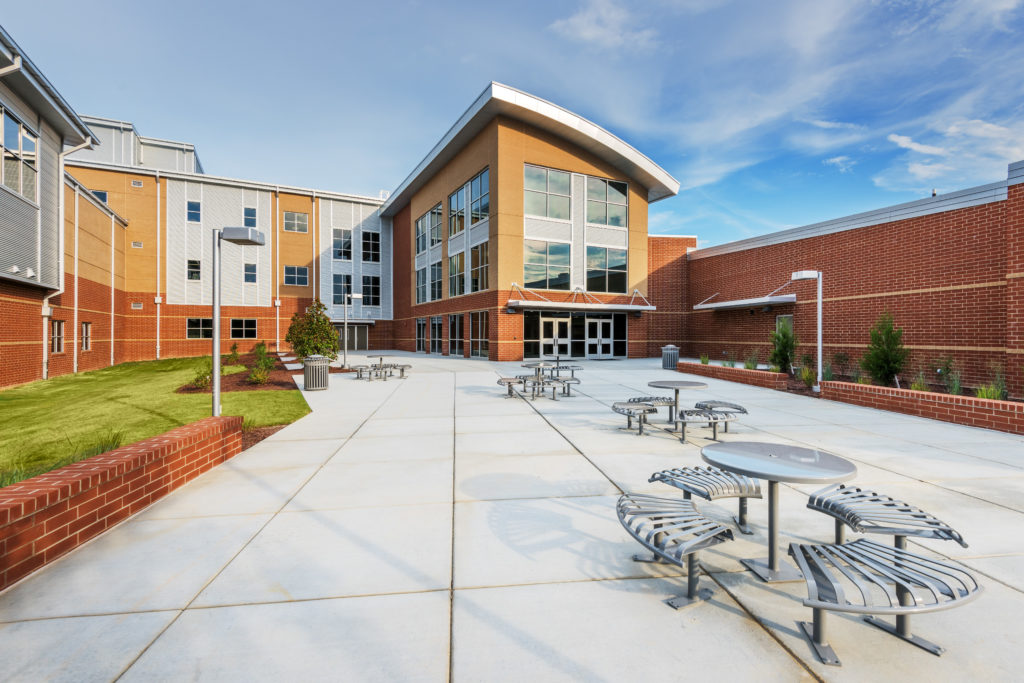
[5,0,1023,247]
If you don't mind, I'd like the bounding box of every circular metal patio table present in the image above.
[523,361,557,380]
[701,441,857,583]
[647,380,707,423]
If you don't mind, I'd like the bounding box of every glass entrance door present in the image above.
[587,318,613,358]
[541,317,570,358]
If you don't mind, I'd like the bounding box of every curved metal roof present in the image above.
[380,82,679,217]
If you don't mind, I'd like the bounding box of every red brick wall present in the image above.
[821,381,1024,435]
[645,236,695,357]
[0,281,46,387]
[685,195,1018,395]
[676,361,788,390]
[0,416,242,591]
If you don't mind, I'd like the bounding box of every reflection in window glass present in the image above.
[523,239,571,290]
[585,176,628,227]
[585,246,627,293]
[524,165,571,220]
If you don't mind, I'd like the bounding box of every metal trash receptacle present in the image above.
[303,355,329,391]
[661,345,679,370]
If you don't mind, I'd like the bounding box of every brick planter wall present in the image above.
[0,416,242,591]
[821,381,1024,435]
[677,361,788,390]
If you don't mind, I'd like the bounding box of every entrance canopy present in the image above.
[506,284,655,313]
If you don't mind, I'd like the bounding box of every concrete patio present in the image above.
[1,353,1021,681]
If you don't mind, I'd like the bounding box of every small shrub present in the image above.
[699,353,710,365]
[769,320,797,374]
[192,357,213,389]
[256,354,275,372]
[743,349,759,370]
[242,417,257,432]
[932,356,962,395]
[822,362,834,382]
[248,366,270,385]
[800,366,815,388]
[832,352,851,377]
[722,351,735,368]
[769,364,781,373]
[861,312,909,386]
[254,341,267,359]
[857,375,873,385]
[800,353,813,369]
[227,343,239,364]
[975,383,1002,400]
[849,365,861,383]
[910,371,929,392]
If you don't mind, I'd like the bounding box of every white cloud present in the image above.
[887,133,948,156]
[549,0,658,51]
[808,119,862,130]
[823,155,855,172]
[907,161,953,179]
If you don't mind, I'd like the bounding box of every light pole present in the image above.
[791,270,822,393]
[343,291,362,368]
[212,227,266,417]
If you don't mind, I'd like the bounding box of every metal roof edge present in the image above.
[65,159,385,206]
[380,82,679,217]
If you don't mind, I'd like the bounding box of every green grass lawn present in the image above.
[0,357,310,486]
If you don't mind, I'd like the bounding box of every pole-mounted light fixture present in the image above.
[212,227,266,417]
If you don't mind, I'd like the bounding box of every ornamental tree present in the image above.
[285,299,340,360]
[860,311,909,386]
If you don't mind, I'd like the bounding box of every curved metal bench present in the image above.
[497,377,521,397]
[558,376,580,396]
[672,409,734,442]
[612,402,657,435]
[789,538,982,666]
[694,400,747,433]
[554,364,583,379]
[808,483,968,547]
[351,364,369,380]
[617,493,734,609]
[393,363,412,378]
[629,395,675,423]
[649,466,761,535]
[541,378,565,400]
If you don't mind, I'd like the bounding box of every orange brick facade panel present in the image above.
[820,381,1024,435]
[676,361,789,390]
[684,188,1023,396]
[0,416,242,591]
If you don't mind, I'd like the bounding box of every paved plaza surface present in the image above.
[1,354,1022,681]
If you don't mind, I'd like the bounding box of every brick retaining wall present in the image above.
[821,381,1024,435]
[0,416,242,591]
[676,361,788,390]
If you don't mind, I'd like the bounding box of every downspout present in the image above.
[312,191,318,304]
[275,187,280,350]
[44,135,92,378]
[110,212,115,366]
[72,188,79,372]
[155,170,161,358]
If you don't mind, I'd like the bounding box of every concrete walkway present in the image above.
[1,353,1022,681]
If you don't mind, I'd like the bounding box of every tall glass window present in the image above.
[430,260,443,300]
[449,314,464,356]
[2,110,37,201]
[430,316,443,354]
[470,311,489,358]
[469,168,489,225]
[586,177,628,227]
[585,246,628,293]
[415,318,426,352]
[333,229,352,260]
[449,251,465,297]
[524,165,571,220]
[416,267,428,304]
[524,240,570,290]
[448,187,465,237]
[470,242,489,292]
[415,204,442,253]
[362,232,380,262]
[333,273,352,305]
[244,207,256,228]
[362,275,381,306]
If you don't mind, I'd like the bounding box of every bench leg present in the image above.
[678,422,686,443]
[711,422,718,440]
[862,535,945,656]
[734,497,753,535]
[666,553,713,610]
[799,608,841,666]
[835,519,845,544]
[638,414,645,436]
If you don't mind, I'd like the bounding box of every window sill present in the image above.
[0,182,40,209]
[585,222,628,230]
[524,214,571,225]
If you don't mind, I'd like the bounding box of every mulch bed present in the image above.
[242,424,288,450]
[177,353,354,394]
